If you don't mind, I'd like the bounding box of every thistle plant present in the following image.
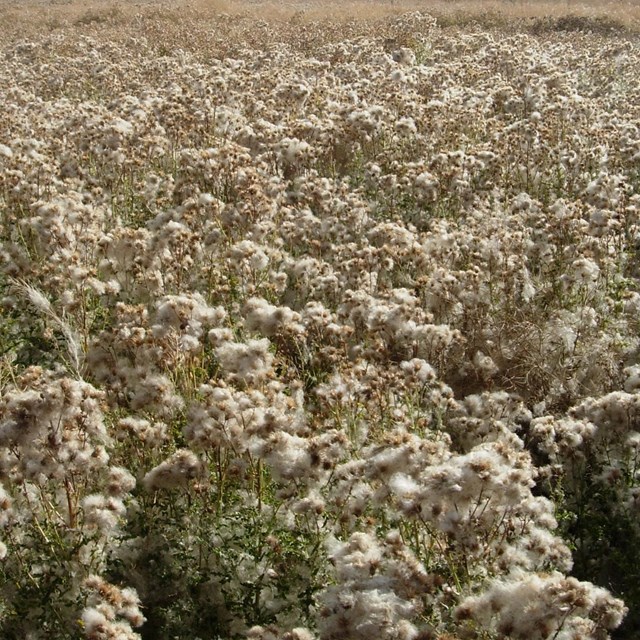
[0,4,639,640]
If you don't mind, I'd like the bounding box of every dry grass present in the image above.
[1,0,640,39]
[247,0,640,30]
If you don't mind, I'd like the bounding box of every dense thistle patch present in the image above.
[0,5,639,640]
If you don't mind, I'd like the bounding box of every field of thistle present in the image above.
[1,1,640,638]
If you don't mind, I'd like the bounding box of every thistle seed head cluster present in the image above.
[0,6,638,640]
